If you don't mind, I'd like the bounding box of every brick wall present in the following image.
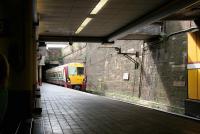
[85,40,142,97]
[62,43,86,64]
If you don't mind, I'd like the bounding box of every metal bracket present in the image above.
[98,46,140,69]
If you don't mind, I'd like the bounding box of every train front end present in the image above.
[64,63,86,91]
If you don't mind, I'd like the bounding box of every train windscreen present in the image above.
[68,67,77,75]
[68,67,84,75]
[77,67,84,75]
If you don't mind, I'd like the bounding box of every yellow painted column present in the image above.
[187,32,200,100]
[188,70,198,99]
[196,32,200,100]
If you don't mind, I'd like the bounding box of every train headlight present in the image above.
[67,78,71,83]
[83,77,87,83]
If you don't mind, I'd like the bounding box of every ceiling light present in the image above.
[75,27,84,34]
[90,0,109,14]
[46,42,68,49]
[75,17,93,34]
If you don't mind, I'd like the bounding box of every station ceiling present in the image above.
[37,0,200,42]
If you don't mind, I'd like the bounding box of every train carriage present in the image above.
[46,63,86,91]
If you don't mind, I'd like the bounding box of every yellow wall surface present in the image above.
[188,32,200,100]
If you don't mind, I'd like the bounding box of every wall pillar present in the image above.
[0,0,35,133]
[39,66,42,86]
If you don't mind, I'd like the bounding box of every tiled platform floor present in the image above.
[36,83,200,134]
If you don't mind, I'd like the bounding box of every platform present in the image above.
[35,83,200,134]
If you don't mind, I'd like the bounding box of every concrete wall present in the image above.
[62,21,197,114]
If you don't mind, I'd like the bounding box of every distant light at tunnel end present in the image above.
[46,42,68,49]
[91,0,109,14]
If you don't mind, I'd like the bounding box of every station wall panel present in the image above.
[188,70,198,99]
[187,32,200,100]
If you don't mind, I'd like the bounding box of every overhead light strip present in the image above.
[90,0,109,14]
[75,17,93,34]
[75,0,108,34]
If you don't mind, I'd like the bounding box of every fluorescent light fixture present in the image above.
[46,43,68,49]
[75,27,84,34]
[75,17,93,34]
[90,0,109,14]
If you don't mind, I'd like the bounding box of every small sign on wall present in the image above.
[123,73,129,80]
[39,56,46,66]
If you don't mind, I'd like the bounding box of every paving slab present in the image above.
[35,83,200,134]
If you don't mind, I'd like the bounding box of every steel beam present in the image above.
[107,0,200,42]
[39,35,107,43]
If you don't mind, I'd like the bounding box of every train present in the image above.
[46,63,86,91]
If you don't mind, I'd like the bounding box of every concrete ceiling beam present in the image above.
[106,0,200,42]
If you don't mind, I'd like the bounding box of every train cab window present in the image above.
[68,66,77,75]
[77,67,84,75]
